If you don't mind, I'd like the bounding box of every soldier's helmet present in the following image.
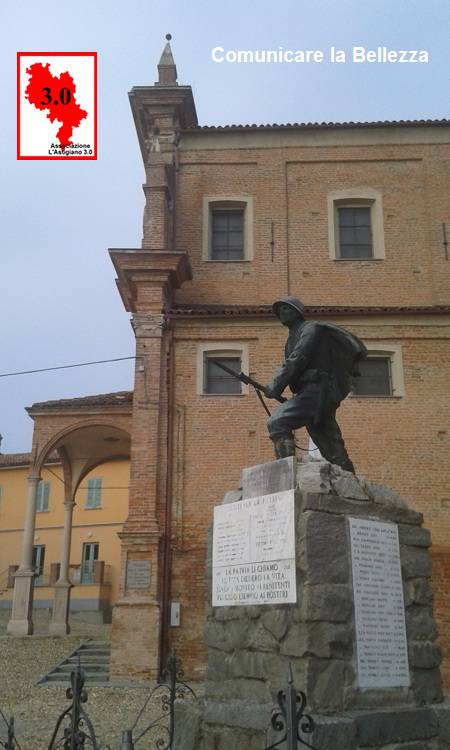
[272,296,306,319]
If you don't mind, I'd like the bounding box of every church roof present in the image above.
[182,118,450,133]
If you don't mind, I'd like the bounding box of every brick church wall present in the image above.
[431,547,450,690]
[167,316,450,684]
[164,126,450,682]
[175,132,450,308]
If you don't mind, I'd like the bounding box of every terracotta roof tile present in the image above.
[182,118,450,133]
[27,391,133,412]
[168,304,450,318]
[0,451,59,468]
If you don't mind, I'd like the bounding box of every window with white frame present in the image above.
[351,344,404,397]
[328,189,385,261]
[36,481,50,512]
[202,197,254,261]
[86,477,102,508]
[197,344,249,396]
[353,357,392,395]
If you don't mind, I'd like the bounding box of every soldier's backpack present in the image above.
[317,322,368,402]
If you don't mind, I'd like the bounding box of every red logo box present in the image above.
[17,52,97,160]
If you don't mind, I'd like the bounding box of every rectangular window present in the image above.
[211,209,244,260]
[86,478,102,508]
[337,206,373,259]
[32,545,45,585]
[36,481,50,512]
[352,357,392,396]
[81,542,99,584]
[204,356,242,395]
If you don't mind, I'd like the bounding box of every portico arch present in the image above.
[35,420,132,498]
[7,393,132,636]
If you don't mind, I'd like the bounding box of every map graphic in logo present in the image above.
[17,52,97,160]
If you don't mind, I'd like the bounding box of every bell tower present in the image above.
[108,36,196,679]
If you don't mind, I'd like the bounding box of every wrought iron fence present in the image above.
[48,663,99,749]
[265,666,316,750]
[1,650,196,750]
[117,650,197,749]
[1,656,315,750]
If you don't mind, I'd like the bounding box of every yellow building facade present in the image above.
[0,454,130,620]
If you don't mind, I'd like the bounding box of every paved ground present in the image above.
[0,612,199,749]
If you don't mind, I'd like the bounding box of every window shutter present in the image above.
[87,478,102,507]
[43,482,50,511]
[36,481,50,511]
[36,484,42,512]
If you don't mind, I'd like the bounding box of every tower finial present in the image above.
[157,34,178,86]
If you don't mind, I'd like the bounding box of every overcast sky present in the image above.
[1,0,448,453]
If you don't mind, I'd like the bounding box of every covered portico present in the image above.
[7,392,132,636]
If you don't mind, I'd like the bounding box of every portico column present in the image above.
[7,475,40,635]
[49,500,75,635]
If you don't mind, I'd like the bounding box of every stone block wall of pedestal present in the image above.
[173,458,448,750]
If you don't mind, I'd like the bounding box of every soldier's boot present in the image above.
[339,457,355,474]
[273,436,296,459]
[329,453,355,474]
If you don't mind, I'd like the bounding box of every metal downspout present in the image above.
[159,325,175,678]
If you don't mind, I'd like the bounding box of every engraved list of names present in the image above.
[212,490,296,607]
[349,518,410,688]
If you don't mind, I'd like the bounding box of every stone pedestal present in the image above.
[6,570,35,635]
[49,581,72,635]
[110,531,162,680]
[174,458,450,750]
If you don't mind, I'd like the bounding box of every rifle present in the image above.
[210,359,315,453]
[209,359,286,415]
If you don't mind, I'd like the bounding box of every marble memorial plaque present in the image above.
[212,489,296,606]
[126,560,151,589]
[349,517,410,688]
[241,457,296,499]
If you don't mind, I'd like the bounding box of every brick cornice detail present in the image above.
[109,249,192,313]
[131,313,166,338]
[117,528,162,542]
[129,86,197,164]
[167,303,450,319]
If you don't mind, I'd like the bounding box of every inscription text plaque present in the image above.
[212,489,296,607]
[126,560,151,589]
[349,517,410,688]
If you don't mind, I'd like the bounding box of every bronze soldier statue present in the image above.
[263,297,367,473]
